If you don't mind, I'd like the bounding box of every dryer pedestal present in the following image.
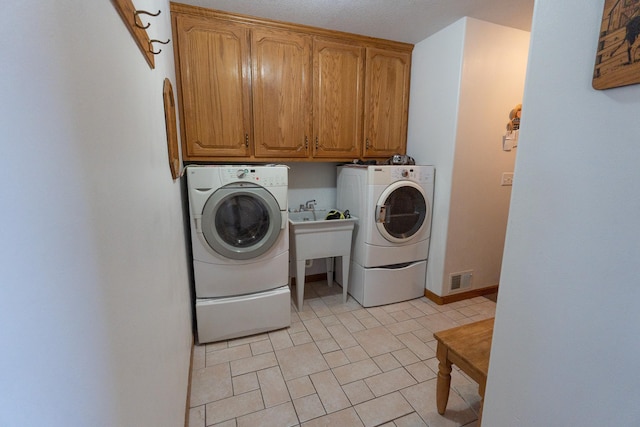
[338,260,426,307]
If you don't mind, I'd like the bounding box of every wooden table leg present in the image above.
[436,342,452,415]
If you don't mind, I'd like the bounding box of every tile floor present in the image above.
[188,281,497,427]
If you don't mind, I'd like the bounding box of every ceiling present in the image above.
[175,0,535,44]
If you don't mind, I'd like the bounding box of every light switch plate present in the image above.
[501,172,514,186]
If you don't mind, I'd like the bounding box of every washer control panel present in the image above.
[219,166,288,187]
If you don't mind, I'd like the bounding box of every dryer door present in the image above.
[201,183,282,260]
[375,181,428,243]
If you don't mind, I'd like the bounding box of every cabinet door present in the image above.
[175,16,252,158]
[313,38,364,159]
[363,48,411,158]
[251,27,312,158]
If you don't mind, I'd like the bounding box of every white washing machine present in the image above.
[186,165,290,343]
[337,165,434,307]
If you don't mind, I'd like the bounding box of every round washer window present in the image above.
[201,184,282,260]
[215,194,271,248]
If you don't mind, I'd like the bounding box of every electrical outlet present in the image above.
[501,172,514,186]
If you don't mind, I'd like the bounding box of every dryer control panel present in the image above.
[370,165,434,185]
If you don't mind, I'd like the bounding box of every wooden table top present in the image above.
[433,318,494,379]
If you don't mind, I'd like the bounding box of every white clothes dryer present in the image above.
[187,165,290,343]
[337,165,435,307]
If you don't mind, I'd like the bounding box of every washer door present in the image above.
[201,183,282,260]
[375,181,428,243]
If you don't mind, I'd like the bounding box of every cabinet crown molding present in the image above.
[170,2,413,52]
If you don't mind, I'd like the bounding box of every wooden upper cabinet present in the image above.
[313,38,364,159]
[251,27,312,158]
[171,4,412,162]
[175,15,252,158]
[363,47,411,158]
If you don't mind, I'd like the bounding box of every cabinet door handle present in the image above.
[305,136,308,149]
[366,138,370,149]
[245,133,249,147]
[315,136,319,150]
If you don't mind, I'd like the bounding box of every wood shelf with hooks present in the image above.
[112,0,155,69]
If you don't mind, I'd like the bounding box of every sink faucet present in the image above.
[297,200,317,212]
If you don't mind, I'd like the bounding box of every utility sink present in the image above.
[288,212,357,310]
[288,212,357,254]
[288,210,324,222]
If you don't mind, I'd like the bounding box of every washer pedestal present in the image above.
[196,286,290,343]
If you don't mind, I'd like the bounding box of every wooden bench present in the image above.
[433,318,494,426]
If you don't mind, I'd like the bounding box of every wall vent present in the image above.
[450,270,473,291]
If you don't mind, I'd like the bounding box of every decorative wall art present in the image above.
[503,104,521,151]
[593,0,640,90]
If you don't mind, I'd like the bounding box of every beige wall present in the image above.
[408,17,530,296]
[445,18,530,294]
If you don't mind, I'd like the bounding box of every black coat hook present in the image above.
[134,10,161,29]
[149,39,170,55]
